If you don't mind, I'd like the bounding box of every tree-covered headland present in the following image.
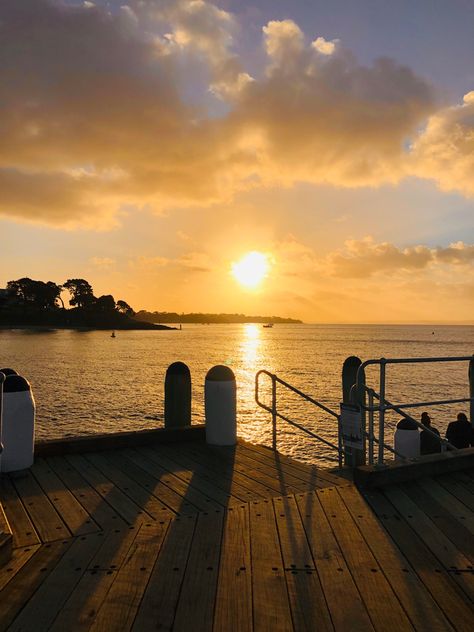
[0,278,172,329]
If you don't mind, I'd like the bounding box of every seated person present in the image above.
[446,412,474,449]
[419,412,441,455]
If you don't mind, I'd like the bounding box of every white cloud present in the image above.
[311,36,338,56]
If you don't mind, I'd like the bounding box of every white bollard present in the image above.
[0,375,35,472]
[394,417,420,461]
[205,365,237,446]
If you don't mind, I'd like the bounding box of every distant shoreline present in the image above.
[0,322,176,331]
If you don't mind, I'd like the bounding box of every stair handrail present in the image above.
[255,369,343,466]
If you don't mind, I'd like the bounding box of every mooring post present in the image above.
[469,356,474,426]
[205,365,237,446]
[342,356,366,466]
[164,362,191,429]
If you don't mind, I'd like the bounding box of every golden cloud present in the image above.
[0,1,471,228]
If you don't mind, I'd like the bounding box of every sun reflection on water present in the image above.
[240,323,261,366]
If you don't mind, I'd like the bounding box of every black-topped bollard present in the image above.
[394,417,420,460]
[205,365,237,446]
[341,356,366,466]
[1,374,35,472]
[164,362,191,429]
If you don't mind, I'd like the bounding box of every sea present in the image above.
[1,324,472,466]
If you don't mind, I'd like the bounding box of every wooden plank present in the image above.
[185,443,302,495]
[214,505,252,632]
[384,484,474,603]
[132,515,197,632]
[105,450,200,515]
[249,499,294,632]
[168,442,285,500]
[154,443,269,501]
[273,495,333,632]
[30,458,100,536]
[202,444,312,493]
[0,544,40,591]
[11,469,71,542]
[47,455,127,530]
[338,485,455,631]
[123,448,223,512]
[0,501,12,565]
[317,486,413,631]
[141,446,248,505]
[88,522,169,632]
[412,477,474,538]
[85,453,174,522]
[50,525,143,631]
[240,440,346,487]
[236,442,344,489]
[0,539,72,629]
[8,532,108,632]
[435,472,474,512]
[0,476,39,548]
[295,491,374,632]
[65,454,149,525]
[173,509,225,632]
[364,488,474,631]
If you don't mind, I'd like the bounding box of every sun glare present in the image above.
[231,251,269,288]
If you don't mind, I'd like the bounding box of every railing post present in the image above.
[378,359,386,465]
[0,372,4,458]
[469,356,474,426]
[271,375,277,451]
[368,389,374,465]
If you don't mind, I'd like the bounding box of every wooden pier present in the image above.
[0,438,473,631]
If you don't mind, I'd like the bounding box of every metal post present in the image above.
[378,359,386,465]
[469,356,474,426]
[0,372,4,458]
[271,375,277,451]
[368,389,374,465]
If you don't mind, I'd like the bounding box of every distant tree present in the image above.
[116,300,135,317]
[6,278,62,309]
[95,294,116,313]
[63,279,95,308]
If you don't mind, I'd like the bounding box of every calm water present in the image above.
[0,324,472,465]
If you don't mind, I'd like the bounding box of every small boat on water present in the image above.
[263,323,273,328]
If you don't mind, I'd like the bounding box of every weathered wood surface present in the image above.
[0,441,473,630]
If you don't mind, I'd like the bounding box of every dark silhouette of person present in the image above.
[446,412,474,449]
[419,412,441,455]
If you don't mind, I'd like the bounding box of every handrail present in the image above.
[354,356,472,464]
[255,370,343,466]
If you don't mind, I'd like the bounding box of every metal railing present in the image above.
[355,356,474,465]
[255,370,344,466]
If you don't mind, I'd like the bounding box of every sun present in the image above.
[231,251,270,289]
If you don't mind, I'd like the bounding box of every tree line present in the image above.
[1,277,135,316]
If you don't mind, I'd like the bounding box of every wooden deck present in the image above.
[0,439,473,630]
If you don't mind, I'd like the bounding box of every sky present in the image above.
[0,0,473,323]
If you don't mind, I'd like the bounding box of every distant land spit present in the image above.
[134,311,303,324]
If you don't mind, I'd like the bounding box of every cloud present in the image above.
[311,36,338,56]
[411,92,474,196]
[91,256,116,268]
[1,0,472,229]
[130,251,211,272]
[327,237,474,278]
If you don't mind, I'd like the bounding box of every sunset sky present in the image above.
[1,0,473,323]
